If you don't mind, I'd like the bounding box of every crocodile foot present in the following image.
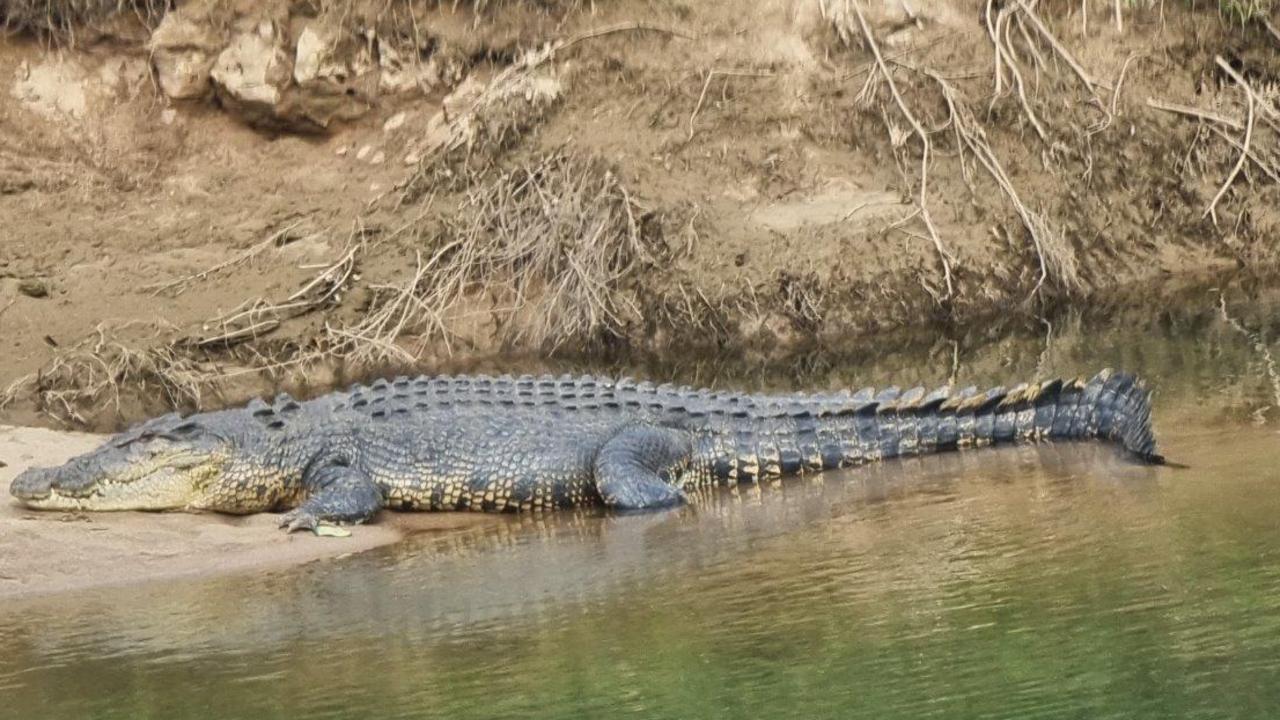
[279,509,320,533]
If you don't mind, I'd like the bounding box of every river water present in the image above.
[1,294,1278,719]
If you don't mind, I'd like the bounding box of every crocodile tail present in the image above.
[700,369,1162,486]
[972,368,1161,463]
[1077,369,1161,463]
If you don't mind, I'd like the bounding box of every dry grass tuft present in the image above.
[339,151,663,364]
[0,323,210,426]
[1,0,168,38]
[448,152,661,346]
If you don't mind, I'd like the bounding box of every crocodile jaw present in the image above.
[10,455,224,512]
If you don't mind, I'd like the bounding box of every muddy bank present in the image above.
[1,0,1279,428]
[0,425,499,600]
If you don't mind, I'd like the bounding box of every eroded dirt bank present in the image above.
[1,0,1279,431]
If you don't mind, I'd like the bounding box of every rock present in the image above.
[148,10,222,100]
[209,20,371,133]
[377,40,427,95]
[369,151,385,165]
[211,25,292,110]
[18,279,48,299]
[292,23,374,88]
[10,59,87,121]
[356,145,372,161]
[281,22,376,130]
[292,26,328,85]
[383,111,407,133]
[154,9,458,133]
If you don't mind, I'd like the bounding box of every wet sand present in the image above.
[0,425,500,601]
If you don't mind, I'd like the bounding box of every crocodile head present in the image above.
[9,414,234,511]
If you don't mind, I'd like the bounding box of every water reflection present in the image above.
[0,295,1277,720]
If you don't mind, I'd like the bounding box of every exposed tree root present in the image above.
[906,62,1080,296]
[847,0,955,302]
[1203,57,1258,223]
[1148,57,1280,220]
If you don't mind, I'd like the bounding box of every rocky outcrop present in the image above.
[147,8,222,100]
[148,3,463,133]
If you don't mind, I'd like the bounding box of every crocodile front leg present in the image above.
[593,425,691,510]
[280,463,384,532]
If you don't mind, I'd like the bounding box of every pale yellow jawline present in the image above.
[20,457,223,512]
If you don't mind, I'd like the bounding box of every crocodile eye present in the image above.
[159,423,202,441]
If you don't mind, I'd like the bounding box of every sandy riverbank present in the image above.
[0,425,499,601]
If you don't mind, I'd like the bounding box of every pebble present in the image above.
[383,112,407,132]
[18,279,48,298]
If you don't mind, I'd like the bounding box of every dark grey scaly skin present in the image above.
[9,369,1161,531]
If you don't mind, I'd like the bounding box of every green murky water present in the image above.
[1,293,1278,720]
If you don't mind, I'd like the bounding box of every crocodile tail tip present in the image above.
[1106,369,1162,464]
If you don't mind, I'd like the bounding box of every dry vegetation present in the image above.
[2,0,1279,426]
[1,0,168,37]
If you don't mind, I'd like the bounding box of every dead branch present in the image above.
[1203,56,1256,222]
[0,321,211,425]
[1264,19,1280,46]
[1204,124,1280,185]
[195,235,360,348]
[561,21,696,48]
[1109,53,1141,118]
[1146,98,1245,130]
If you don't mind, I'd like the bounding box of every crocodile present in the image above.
[9,369,1160,531]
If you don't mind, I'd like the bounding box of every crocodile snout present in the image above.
[10,466,54,501]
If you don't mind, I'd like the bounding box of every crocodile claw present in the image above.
[279,509,319,533]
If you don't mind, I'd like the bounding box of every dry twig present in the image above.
[195,234,361,348]
[1146,98,1245,130]
[146,221,305,296]
[0,321,210,425]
